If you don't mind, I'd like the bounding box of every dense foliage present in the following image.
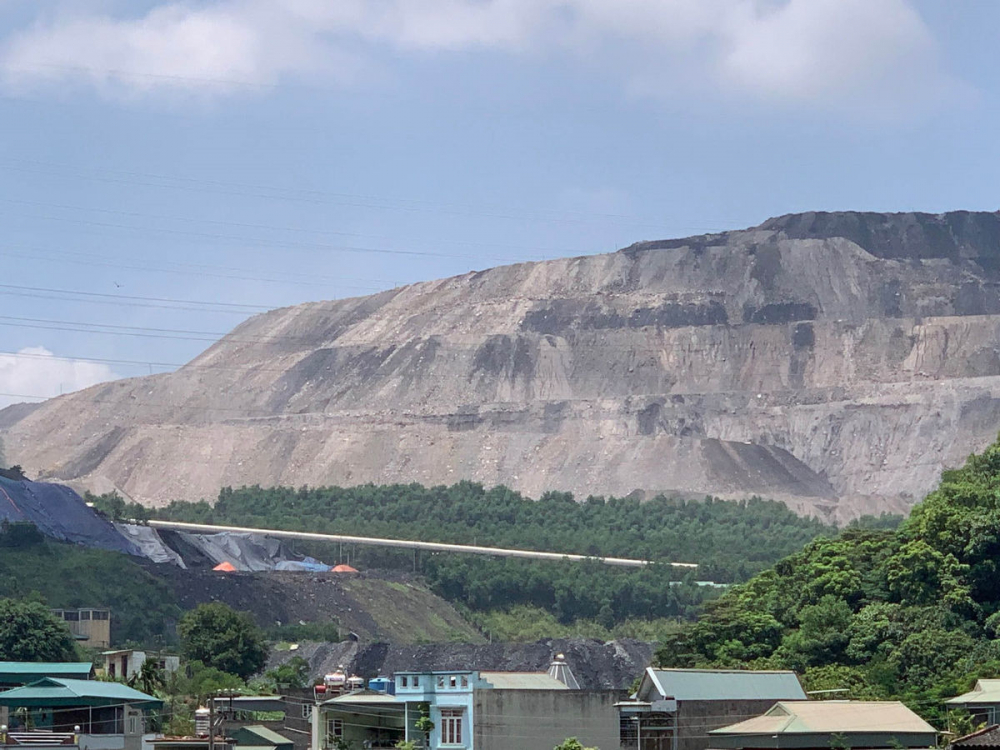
[655,435,1000,725]
[178,602,268,680]
[155,483,831,582]
[0,597,77,661]
[0,535,181,645]
[147,482,833,627]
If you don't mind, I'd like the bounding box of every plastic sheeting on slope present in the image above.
[115,523,187,567]
[0,477,139,555]
[275,557,330,573]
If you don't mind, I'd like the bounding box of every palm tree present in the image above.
[128,660,166,696]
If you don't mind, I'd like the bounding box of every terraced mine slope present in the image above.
[6,210,1000,521]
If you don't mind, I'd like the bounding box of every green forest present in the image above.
[654,434,1000,725]
[118,483,840,628]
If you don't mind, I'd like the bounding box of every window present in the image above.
[80,611,92,621]
[401,676,408,688]
[127,716,139,735]
[460,676,468,689]
[412,676,419,688]
[326,718,343,739]
[437,676,445,688]
[440,709,463,745]
[448,675,457,689]
[301,705,312,719]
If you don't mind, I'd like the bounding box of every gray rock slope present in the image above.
[6,210,1000,522]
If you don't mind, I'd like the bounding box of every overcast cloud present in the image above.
[0,347,118,409]
[0,0,961,112]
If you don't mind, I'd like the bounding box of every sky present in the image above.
[0,0,998,407]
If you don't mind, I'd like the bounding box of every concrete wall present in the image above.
[474,690,619,750]
[676,700,780,750]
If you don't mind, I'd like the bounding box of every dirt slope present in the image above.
[6,210,1000,521]
[151,568,483,644]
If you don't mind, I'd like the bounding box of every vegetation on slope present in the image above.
[655,435,1000,725]
[126,483,836,628]
[0,523,181,645]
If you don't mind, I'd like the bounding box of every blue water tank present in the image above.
[368,677,395,695]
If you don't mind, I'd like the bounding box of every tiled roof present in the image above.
[950,725,1000,747]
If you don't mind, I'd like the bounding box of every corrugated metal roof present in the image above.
[949,680,1000,705]
[479,672,569,690]
[648,669,806,701]
[0,663,93,676]
[710,701,936,735]
[0,677,161,708]
[235,727,293,746]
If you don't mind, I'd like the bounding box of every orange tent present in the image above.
[331,564,358,573]
[213,561,237,572]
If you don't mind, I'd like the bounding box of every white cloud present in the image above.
[0,0,963,113]
[0,347,119,409]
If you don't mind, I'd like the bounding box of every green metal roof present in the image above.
[233,726,294,746]
[0,663,93,684]
[642,668,806,702]
[0,677,162,708]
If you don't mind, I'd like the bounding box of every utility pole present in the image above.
[208,696,215,750]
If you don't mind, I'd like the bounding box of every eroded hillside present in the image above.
[5,210,1000,521]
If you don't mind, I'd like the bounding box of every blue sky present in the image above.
[0,0,997,406]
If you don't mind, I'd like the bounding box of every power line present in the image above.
[0,283,273,313]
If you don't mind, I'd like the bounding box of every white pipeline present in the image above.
[146,519,698,569]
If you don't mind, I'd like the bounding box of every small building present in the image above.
[312,659,619,750]
[948,680,1000,725]
[211,691,313,750]
[948,724,1000,750]
[150,738,234,750]
[50,610,111,649]
[709,700,938,750]
[230,726,293,750]
[102,651,180,682]
[0,677,161,750]
[618,668,807,750]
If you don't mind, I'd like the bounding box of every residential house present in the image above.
[0,677,161,750]
[212,690,313,750]
[102,652,180,683]
[948,681,1000,725]
[50,610,111,649]
[312,659,619,750]
[229,726,293,750]
[708,700,938,750]
[948,725,1000,750]
[617,668,807,750]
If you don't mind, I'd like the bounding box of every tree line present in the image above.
[654,434,1000,727]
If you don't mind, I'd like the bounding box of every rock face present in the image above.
[6,210,1000,522]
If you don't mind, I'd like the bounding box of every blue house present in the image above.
[313,656,619,750]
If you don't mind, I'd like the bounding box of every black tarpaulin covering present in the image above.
[0,477,140,555]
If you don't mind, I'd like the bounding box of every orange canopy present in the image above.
[331,564,358,573]
[213,561,237,572]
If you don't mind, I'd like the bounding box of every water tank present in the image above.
[368,677,395,695]
[194,708,210,738]
[346,675,365,690]
[324,670,346,688]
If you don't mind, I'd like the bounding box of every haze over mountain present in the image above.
[5,210,1000,522]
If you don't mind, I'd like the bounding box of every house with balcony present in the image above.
[0,677,161,750]
[50,610,111,649]
[311,656,619,750]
